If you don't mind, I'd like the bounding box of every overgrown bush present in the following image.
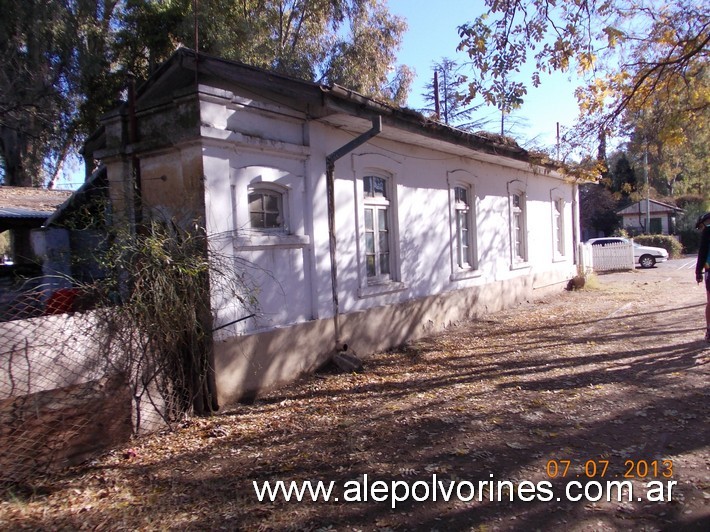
[75,218,257,430]
[675,197,709,253]
[633,234,683,258]
[678,229,700,254]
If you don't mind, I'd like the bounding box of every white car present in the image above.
[586,237,669,268]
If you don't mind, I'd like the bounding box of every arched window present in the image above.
[247,181,289,232]
[248,188,283,229]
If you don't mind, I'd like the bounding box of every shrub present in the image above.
[678,229,700,254]
[633,234,683,258]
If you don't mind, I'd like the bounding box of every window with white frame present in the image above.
[510,190,528,263]
[553,198,565,256]
[454,185,474,269]
[363,175,391,282]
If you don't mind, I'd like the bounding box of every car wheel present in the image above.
[639,254,656,268]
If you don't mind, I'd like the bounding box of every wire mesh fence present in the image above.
[0,282,168,490]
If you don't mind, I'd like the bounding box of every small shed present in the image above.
[618,199,683,235]
[0,187,72,264]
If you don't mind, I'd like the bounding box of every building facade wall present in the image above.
[197,85,578,406]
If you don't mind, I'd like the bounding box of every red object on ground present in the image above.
[45,288,79,315]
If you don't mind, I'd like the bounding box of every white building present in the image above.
[89,49,582,407]
[618,199,682,235]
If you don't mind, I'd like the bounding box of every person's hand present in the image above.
[698,273,704,283]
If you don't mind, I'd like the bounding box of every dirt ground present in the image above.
[1,258,709,531]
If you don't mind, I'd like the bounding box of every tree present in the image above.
[620,81,709,198]
[319,0,413,104]
[579,182,621,238]
[1,0,411,186]
[0,1,75,186]
[608,152,637,199]
[457,0,709,152]
[117,0,413,103]
[419,58,490,131]
[0,0,124,187]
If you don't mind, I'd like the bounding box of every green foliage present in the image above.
[633,234,683,259]
[419,58,490,131]
[678,229,700,254]
[0,0,77,186]
[457,0,709,159]
[674,197,709,253]
[1,0,411,186]
[607,152,637,199]
[318,0,412,104]
[580,183,621,237]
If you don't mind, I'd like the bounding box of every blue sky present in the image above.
[387,0,582,149]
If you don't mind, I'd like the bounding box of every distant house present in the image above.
[0,186,72,265]
[0,172,109,320]
[0,186,72,320]
[85,48,584,406]
[618,199,683,235]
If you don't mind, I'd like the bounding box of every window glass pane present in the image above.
[378,231,389,253]
[264,213,280,228]
[379,253,390,275]
[365,233,375,253]
[250,212,263,227]
[377,208,387,231]
[515,217,523,258]
[455,186,468,205]
[363,178,392,282]
[249,190,283,229]
[513,194,521,209]
[264,193,279,212]
[366,255,376,277]
[364,176,386,198]
[364,209,373,230]
[248,193,262,211]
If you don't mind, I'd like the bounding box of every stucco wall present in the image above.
[96,80,579,406]
[203,110,577,330]
[214,268,570,406]
[194,84,578,404]
[0,311,166,435]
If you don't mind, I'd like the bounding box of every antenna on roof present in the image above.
[434,70,440,121]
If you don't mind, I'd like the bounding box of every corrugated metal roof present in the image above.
[0,186,72,213]
[0,206,54,219]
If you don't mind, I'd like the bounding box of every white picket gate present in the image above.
[583,242,635,272]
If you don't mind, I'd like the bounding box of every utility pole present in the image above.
[644,146,650,233]
[433,70,440,121]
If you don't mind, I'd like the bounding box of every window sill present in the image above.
[234,233,310,250]
[450,268,482,281]
[358,281,406,298]
[510,261,531,271]
[552,255,567,263]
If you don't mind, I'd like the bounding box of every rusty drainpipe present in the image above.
[325,116,382,348]
[127,73,143,226]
